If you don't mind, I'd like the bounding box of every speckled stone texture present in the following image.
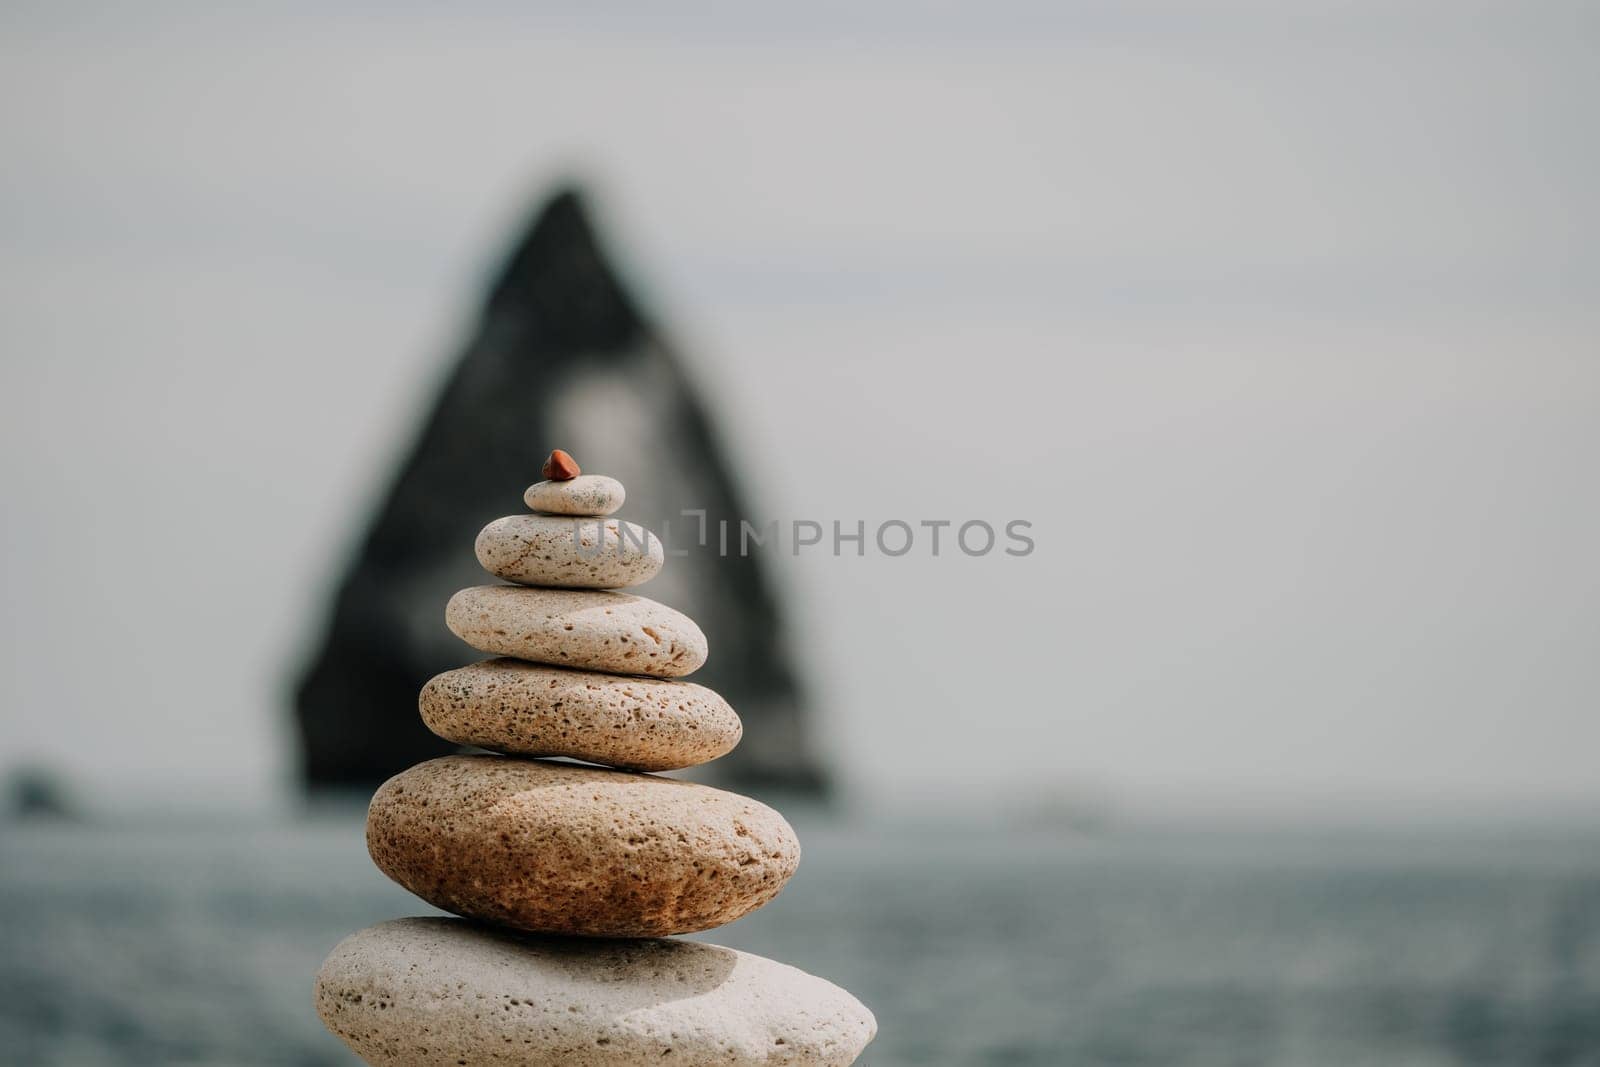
[524,475,626,516]
[366,756,800,936]
[420,659,741,771]
[475,514,664,589]
[315,917,877,1066]
[446,585,707,678]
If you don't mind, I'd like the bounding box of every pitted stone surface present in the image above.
[523,475,626,516]
[446,585,707,678]
[421,659,741,770]
[475,514,663,588]
[366,756,800,936]
[315,917,877,1066]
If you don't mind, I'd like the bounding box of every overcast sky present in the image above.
[2,1,1596,822]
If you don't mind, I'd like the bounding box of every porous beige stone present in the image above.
[475,514,663,589]
[366,756,799,937]
[445,585,707,678]
[524,474,626,516]
[315,917,877,1066]
[420,658,741,771]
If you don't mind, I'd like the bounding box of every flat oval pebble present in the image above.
[475,514,663,588]
[420,658,741,771]
[524,474,626,516]
[367,756,800,936]
[315,917,877,1066]
[446,585,707,678]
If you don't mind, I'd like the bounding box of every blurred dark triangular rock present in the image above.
[293,187,826,796]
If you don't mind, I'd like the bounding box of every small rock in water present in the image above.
[315,917,877,1066]
[366,756,800,936]
[446,585,707,677]
[523,474,626,516]
[476,514,663,588]
[420,658,741,771]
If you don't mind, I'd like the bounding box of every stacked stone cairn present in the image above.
[315,450,876,1065]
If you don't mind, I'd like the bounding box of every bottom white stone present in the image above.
[315,917,876,1066]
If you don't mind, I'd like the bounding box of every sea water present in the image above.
[2,816,1598,1065]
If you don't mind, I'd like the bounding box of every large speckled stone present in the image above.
[420,659,741,771]
[315,917,877,1066]
[445,585,707,678]
[366,756,799,936]
[475,514,663,588]
[524,475,626,516]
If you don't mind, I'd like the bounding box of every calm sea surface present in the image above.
[3,815,1598,1065]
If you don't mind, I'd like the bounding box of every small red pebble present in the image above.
[542,449,581,481]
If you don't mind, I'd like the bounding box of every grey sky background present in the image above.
[2,2,1596,822]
